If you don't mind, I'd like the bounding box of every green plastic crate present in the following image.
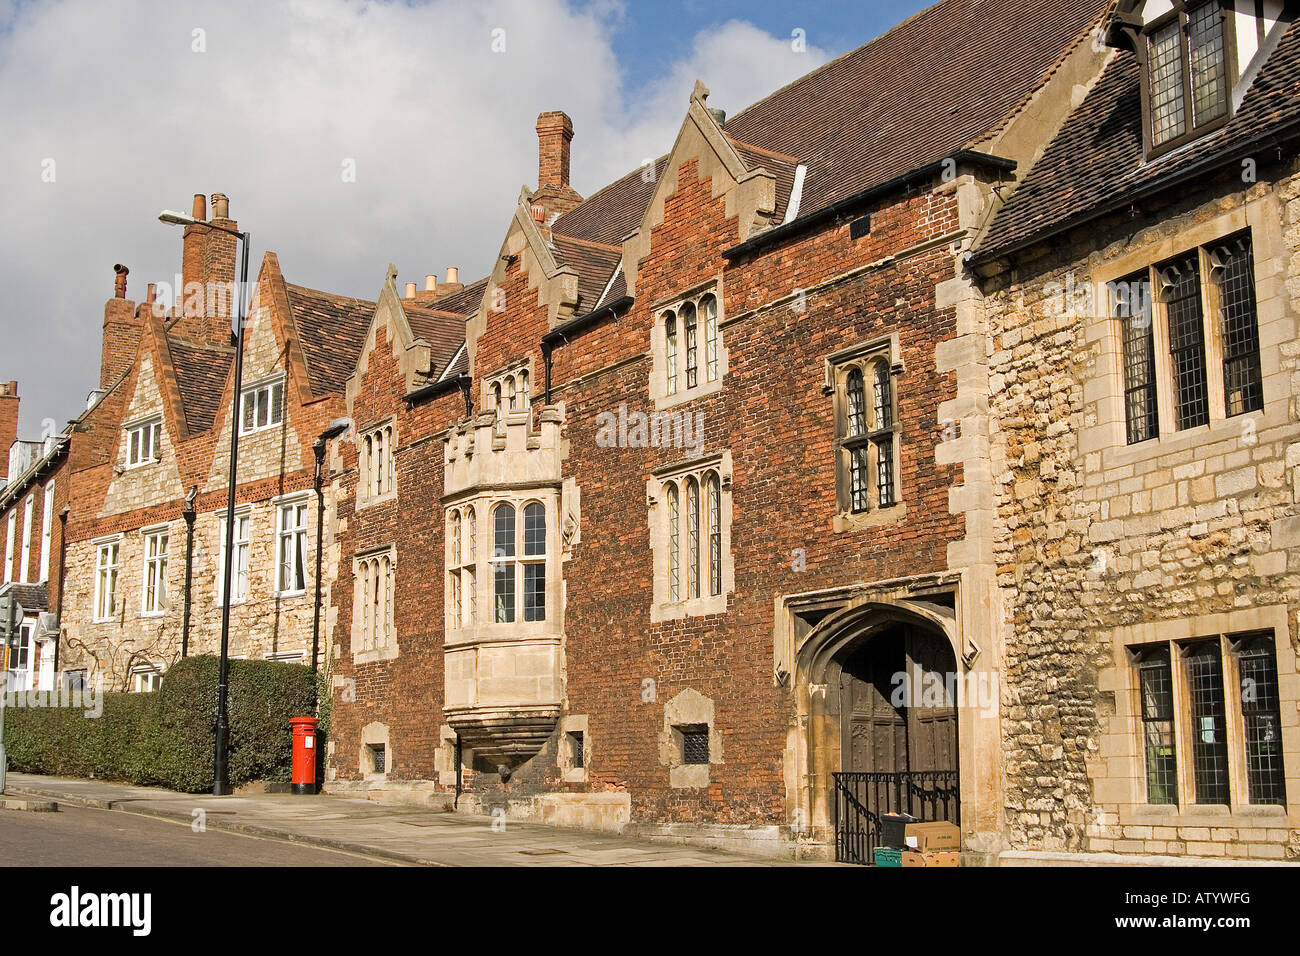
[874,847,903,867]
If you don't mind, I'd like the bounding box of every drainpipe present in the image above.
[52,506,70,677]
[181,485,197,658]
[311,418,351,685]
[454,733,463,809]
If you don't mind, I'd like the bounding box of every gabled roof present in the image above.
[284,283,380,395]
[976,18,1300,262]
[551,0,1110,253]
[551,235,623,314]
[167,337,234,433]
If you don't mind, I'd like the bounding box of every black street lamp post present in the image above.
[159,207,250,796]
[311,419,350,690]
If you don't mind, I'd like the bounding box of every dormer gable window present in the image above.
[1121,1,1235,157]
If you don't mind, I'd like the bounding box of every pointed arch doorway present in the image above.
[790,598,963,865]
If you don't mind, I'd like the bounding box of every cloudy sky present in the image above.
[0,0,927,436]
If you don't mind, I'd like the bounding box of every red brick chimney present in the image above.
[101,264,143,388]
[534,111,583,220]
[174,192,238,344]
[0,381,19,480]
[411,268,465,304]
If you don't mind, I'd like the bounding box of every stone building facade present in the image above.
[972,0,1300,861]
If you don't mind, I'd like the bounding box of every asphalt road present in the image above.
[0,804,395,866]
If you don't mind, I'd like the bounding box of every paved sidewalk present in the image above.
[3,774,792,867]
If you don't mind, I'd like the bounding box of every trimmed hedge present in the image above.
[4,655,314,793]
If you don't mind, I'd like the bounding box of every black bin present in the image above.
[879,812,918,849]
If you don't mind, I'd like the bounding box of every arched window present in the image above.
[492,382,504,436]
[846,368,866,438]
[363,434,374,498]
[686,476,700,599]
[667,482,681,602]
[702,294,719,382]
[493,504,516,622]
[522,502,546,621]
[520,370,530,409]
[872,361,896,507]
[682,302,698,389]
[507,376,518,411]
[665,312,678,395]
[707,472,721,597]
[463,507,476,625]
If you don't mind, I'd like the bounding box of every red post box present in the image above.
[289,716,319,795]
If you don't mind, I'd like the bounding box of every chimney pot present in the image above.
[425,274,437,292]
[446,266,458,284]
[405,282,417,298]
[146,283,157,303]
[211,193,229,219]
[113,263,129,298]
[191,193,207,221]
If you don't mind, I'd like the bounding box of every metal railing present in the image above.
[832,770,960,865]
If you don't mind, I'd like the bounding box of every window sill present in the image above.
[275,590,307,600]
[1125,802,1288,826]
[834,502,908,533]
[139,611,167,619]
[651,592,728,623]
[1099,404,1286,472]
[356,491,397,511]
[654,378,723,412]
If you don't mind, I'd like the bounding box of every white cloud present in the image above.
[0,0,827,434]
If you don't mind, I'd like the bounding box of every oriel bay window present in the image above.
[1109,231,1264,445]
[446,497,555,632]
[1129,630,1288,808]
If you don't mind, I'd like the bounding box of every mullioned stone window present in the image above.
[357,418,396,507]
[826,335,903,531]
[1108,230,1263,445]
[647,452,732,621]
[650,284,726,409]
[352,545,396,664]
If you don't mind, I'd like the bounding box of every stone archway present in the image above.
[786,596,989,860]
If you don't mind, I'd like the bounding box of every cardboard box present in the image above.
[898,849,959,868]
[904,821,960,852]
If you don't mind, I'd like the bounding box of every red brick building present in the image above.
[322,0,1118,860]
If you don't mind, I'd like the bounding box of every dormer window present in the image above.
[1140,2,1232,155]
[485,363,532,436]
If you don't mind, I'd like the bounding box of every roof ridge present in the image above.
[728,138,802,165]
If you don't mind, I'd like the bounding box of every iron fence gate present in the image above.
[832,771,960,865]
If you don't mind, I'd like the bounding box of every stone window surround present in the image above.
[649,278,728,411]
[558,714,588,783]
[443,490,562,645]
[825,333,907,532]
[445,502,478,632]
[658,688,723,790]
[351,543,397,665]
[273,493,311,598]
[122,415,163,470]
[646,451,734,623]
[356,416,397,509]
[139,523,170,618]
[360,721,391,780]
[1096,605,1297,832]
[1082,195,1291,475]
[92,534,122,623]
[483,358,534,441]
[131,664,161,693]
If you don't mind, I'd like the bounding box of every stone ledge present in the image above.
[996,849,1295,867]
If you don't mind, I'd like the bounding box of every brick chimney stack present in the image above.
[411,268,465,304]
[0,381,19,480]
[174,191,238,345]
[534,111,584,220]
[101,265,143,388]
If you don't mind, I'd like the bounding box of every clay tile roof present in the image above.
[553,0,1110,246]
[168,337,234,433]
[426,276,489,318]
[402,304,468,381]
[1,581,48,613]
[284,283,378,395]
[978,20,1300,261]
[551,235,623,313]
